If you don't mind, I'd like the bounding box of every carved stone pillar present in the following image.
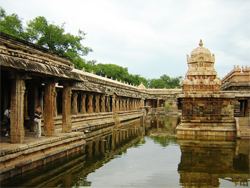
[140,98,144,108]
[88,93,94,113]
[54,89,58,117]
[116,97,120,112]
[157,98,160,108]
[106,96,110,112]
[101,94,106,112]
[62,83,72,133]
[39,91,44,113]
[81,93,86,114]
[72,91,78,115]
[24,91,29,120]
[112,95,116,112]
[95,94,100,113]
[132,99,135,110]
[44,81,55,136]
[127,99,129,110]
[121,98,124,111]
[10,78,26,143]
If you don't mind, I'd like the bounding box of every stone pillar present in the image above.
[127,99,129,110]
[39,91,44,113]
[62,83,72,133]
[95,94,100,113]
[101,94,106,112]
[106,96,110,112]
[54,89,58,117]
[135,99,138,110]
[44,81,55,136]
[10,78,26,143]
[157,98,160,108]
[88,94,94,113]
[141,98,144,108]
[116,97,120,112]
[119,98,122,111]
[81,93,86,114]
[24,91,29,120]
[121,98,124,111]
[112,95,116,112]
[130,99,132,110]
[72,91,78,115]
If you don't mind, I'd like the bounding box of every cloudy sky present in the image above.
[1,0,249,79]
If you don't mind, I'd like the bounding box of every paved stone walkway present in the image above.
[0,130,85,155]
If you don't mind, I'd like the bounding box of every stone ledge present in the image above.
[0,132,85,157]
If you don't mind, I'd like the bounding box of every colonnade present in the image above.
[9,76,144,143]
[67,91,143,116]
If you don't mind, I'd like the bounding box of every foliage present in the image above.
[0,8,24,38]
[0,7,92,70]
[149,74,182,89]
[149,136,177,148]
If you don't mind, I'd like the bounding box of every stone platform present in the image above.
[0,131,86,181]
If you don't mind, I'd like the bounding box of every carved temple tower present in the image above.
[177,40,236,136]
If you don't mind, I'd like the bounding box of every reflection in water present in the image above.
[2,120,145,187]
[177,136,250,187]
[1,115,249,187]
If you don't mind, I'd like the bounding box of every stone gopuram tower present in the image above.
[177,40,236,137]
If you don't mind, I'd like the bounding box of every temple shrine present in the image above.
[177,40,236,136]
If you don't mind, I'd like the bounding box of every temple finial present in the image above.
[199,39,203,46]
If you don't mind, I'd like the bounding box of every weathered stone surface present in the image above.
[181,39,221,93]
[177,40,236,136]
[10,78,26,143]
[221,65,250,91]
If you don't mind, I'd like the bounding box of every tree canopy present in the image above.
[0,7,182,89]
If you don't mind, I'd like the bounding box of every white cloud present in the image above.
[1,0,249,79]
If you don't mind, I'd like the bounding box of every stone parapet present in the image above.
[221,65,250,91]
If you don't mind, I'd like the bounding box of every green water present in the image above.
[2,116,249,187]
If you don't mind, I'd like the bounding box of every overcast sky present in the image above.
[1,0,249,79]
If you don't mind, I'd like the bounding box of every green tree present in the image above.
[93,63,129,81]
[0,8,92,70]
[0,7,24,38]
[25,16,92,69]
[148,74,182,89]
[149,78,166,88]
